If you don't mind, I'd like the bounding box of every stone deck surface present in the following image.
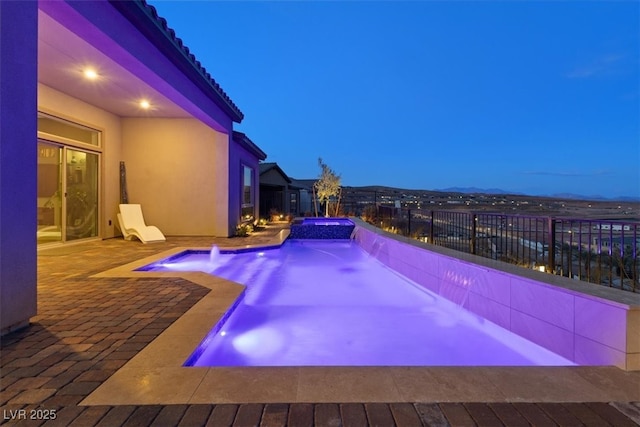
[1,224,639,426]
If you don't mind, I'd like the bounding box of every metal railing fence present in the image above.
[361,205,639,293]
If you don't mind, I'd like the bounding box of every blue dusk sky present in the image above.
[151,1,639,199]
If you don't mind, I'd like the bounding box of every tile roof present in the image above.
[233,131,267,161]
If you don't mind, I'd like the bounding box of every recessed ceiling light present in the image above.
[83,68,98,80]
[139,100,151,109]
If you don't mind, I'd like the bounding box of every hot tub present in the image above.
[289,217,355,239]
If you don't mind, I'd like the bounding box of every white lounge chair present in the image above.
[118,204,166,243]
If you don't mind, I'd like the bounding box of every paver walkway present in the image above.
[1,225,639,426]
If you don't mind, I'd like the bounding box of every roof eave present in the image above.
[109,0,244,123]
[233,131,267,161]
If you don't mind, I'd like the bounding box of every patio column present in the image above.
[0,0,38,334]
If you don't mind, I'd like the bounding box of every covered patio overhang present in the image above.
[1,0,258,334]
[35,1,259,239]
[37,0,241,131]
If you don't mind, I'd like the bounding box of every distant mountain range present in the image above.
[436,187,640,202]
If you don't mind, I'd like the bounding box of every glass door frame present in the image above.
[64,147,99,242]
[37,140,64,244]
[37,136,102,245]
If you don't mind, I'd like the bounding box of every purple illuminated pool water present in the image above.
[145,241,575,367]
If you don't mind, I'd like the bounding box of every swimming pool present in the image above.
[142,240,575,367]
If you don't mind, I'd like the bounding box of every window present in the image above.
[37,113,100,146]
[241,165,254,220]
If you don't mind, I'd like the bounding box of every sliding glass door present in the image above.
[65,148,98,241]
[37,142,99,244]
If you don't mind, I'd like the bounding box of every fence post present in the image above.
[547,217,556,273]
[471,213,477,255]
[429,211,435,244]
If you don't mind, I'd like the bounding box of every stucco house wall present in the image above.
[0,0,38,335]
[122,118,229,236]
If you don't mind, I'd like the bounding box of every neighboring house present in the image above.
[591,236,640,252]
[1,1,267,334]
[290,179,315,216]
[259,163,301,218]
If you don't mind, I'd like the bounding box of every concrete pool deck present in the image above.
[1,224,639,425]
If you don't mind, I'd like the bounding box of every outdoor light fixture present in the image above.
[83,68,98,80]
[139,99,151,109]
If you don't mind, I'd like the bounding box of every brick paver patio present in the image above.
[1,225,639,426]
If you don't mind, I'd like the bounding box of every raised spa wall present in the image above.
[289,218,355,239]
[352,219,640,371]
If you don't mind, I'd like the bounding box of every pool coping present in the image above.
[81,229,640,405]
